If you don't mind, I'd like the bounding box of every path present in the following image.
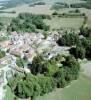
[81,61,91,78]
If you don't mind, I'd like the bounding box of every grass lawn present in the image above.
[44,17,84,30]
[37,75,91,100]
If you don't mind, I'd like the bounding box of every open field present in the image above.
[44,17,84,29]
[0,5,85,30]
[37,75,91,100]
[0,5,53,17]
[0,4,91,28]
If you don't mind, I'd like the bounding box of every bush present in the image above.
[52,11,58,15]
[0,50,6,58]
[8,55,80,100]
[79,26,91,37]
[7,13,49,32]
[16,58,25,68]
[51,2,69,10]
[57,33,80,46]
[70,2,91,9]
[0,22,4,30]
[70,46,86,59]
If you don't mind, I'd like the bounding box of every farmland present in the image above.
[44,17,84,30]
[0,0,90,29]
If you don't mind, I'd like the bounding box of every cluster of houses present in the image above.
[0,31,70,86]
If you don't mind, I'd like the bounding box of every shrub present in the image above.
[0,50,6,58]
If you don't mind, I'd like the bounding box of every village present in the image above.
[0,30,70,100]
[0,0,91,100]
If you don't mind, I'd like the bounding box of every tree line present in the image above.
[7,13,50,32]
[8,54,80,100]
[57,26,91,59]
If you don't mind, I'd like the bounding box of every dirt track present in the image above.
[81,61,91,78]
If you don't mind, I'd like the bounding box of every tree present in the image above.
[62,56,80,80]
[14,80,34,98]
[85,43,91,59]
[31,55,48,75]
[16,57,25,68]
[38,75,55,95]
[8,73,55,100]
[57,33,80,46]
[70,46,86,59]
[31,55,59,76]
[0,50,6,58]
[7,13,49,32]
[52,11,58,15]
[53,68,66,88]
[0,22,4,31]
[80,26,91,37]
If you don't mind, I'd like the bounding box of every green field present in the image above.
[44,17,84,29]
[37,75,91,100]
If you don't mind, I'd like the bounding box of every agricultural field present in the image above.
[0,5,53,17]
[0,0,90,29]
[0,5,85,30]
[0,0,90,28]
[0,0,86,17]
[44,17,84,29]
